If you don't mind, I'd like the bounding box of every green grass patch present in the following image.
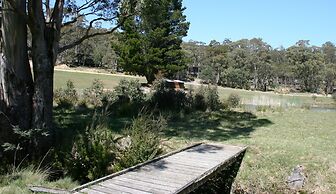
[54,70,146,91]
[54,70,334,107]
[164,109,336,193]
[0,167,78,194]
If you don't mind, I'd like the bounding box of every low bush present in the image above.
[227,93,241,108]
[205,85,221,111]
[301,103,311,110]
[151,79,192,112]
[113,114,165,171]
[256,105,271,112]
[54,80,78,108]
[332,92,336,102]
[114,79,144,104]
[114,79,145,116]
[67,110,115,182]
[82,79,105,107]
[193,86,207,111]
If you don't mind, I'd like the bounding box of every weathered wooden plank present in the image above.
[106,178,172,193]
[99,181,152,194]
[154,164,207,175]
[113,176,177,192]
[29,186,70,194]
[144,166,199,176]
[90,185,130,194]
[123,170,193,185]
[162,158,217,168]
[149,159,209,170]
[145,162,207,174]
[80,188,106,194]
[121,173,183,188]
[138,165,199,176]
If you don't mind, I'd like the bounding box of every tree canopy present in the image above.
[183,39,336,93]
[115,0,189,83]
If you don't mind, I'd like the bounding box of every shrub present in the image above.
[54,80,78,108]
[151,79,191,112]
[193,86,207,111]
[205,85,221,111]
[227,93,241,108]
[332,92,336,102]
[301,104,311,110]
[113,114,165,171]
[1,126,49,172]
[101,90,118,107]
[67,110,115,182]
[114,79,144,104]
[82,79,105,107]
[256,105,269,112]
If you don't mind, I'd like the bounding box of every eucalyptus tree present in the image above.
[0,0,136,133]
[182,40,207,77]
[286,41,325,92]
[321,42,336,94]
[199,40,231,84]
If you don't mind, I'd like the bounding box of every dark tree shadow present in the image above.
[165,110,273,142]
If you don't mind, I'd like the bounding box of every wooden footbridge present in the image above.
[31,143,247,194]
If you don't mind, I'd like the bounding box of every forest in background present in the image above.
[59,22,336,94]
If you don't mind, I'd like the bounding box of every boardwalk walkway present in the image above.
[72,143,247,194]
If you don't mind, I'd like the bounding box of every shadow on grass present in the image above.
[53,108,131,154]
[53,107,272,152]
[165,110,273,142]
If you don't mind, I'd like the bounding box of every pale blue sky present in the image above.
[182,0,336,48]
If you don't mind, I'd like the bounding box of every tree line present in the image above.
[60,29,336,94]
[183,39,336,94]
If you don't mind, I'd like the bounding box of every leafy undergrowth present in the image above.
[0,167,78,194]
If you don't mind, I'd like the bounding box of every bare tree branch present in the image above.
[62,12,96,27]
[76,0,96,12]
[58,24,120,53]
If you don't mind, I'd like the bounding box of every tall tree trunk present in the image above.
[31,33,54,130]
[28,0,63,131]
[253,64,258,90]
[0,0,33,130]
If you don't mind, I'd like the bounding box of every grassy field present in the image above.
[52,70,336,193]
[54,70,146,90]
[55,69,334,108]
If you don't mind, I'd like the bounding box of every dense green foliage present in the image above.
[114,114,165,171]
[227,93,241,108]
[183,39,336,93]
[59,21,118,70]
[67,111,116,182]
[115,0,190,83]
[150,80,222,112]
[54,80,79,108]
